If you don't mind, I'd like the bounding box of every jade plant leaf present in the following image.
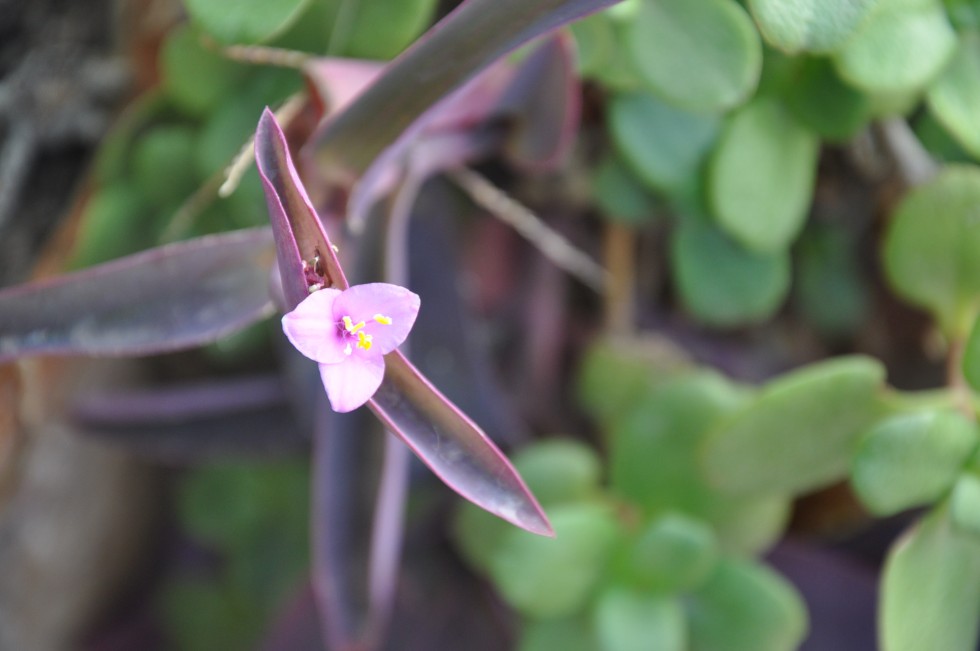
[625,0,762,113]
[0,228,276,362]
[671,217,791,327]
[927,32,980,159]
[883,165,980,336]
[851,410,979,516]
[708,97,819,253]
[881,504,980,651]
[183,0,311,45]
[688,558,808,651]
[834,0,956,95]
[748,0,881,53]
[594,588,686,651]
[701,356,887,495]
[609,90,720,196]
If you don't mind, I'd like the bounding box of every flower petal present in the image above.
[333,283,420,354]
[319,354,386,412]
[281,288,347,363]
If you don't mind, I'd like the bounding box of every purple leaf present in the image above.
[0,228,276,362]
[255,108,349,311]
[310,0,622,178]
[371,351,552,536]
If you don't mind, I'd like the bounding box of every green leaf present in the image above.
[512,440,603,508]
[609,370,792,555]
[689,558,808,651]
[519,617,598,651]
[183,0,311,44]
[628,512,719,592]
[784,57,872,142]
[964,312,980,391]
[671,217,791,327]
[489,503,621,619]
[625,0,762,112]
[609,91,720,196]
[161,25,248,117]
[70,186,153,268]
[133,125,200,206]
[594,588,686,651]
[851,410,978,516]
[834,0,956,95]
[951,473,980,537]
[881,504,980,651]
[592,154,658,225]
[341,0,438,59]
[748,0,881,53]
[928,32,980,159]
[569,12,617,78]
[794,223,870,337]
[702,356,887,495]
[576,337,691,427]
[882,165,980,336]
[708,97,819,252]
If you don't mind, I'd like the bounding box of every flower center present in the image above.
[340,313,393,355]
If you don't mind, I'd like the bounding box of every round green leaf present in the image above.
[609,91,720,195]
[689,558,808,651]
[964,312,980,392]
[183,0,311,45]
[628,512,719,592]
[852,410,978,516]
[133,125,200,205]
[748,0,881,53]
[519,617,598,651]
[671,217,791,327]
[834,0,956,95]
[70,185,153,269]
[881,505,980,651]
[708,97,819,252]
[593,155,658,225]
[489,503,621,619]
[625,0,762,112]
[161,25,248,117]
[784,57,872,142]
[794,223,869,337]
[594,588,686,651]
[512,440,603,508]
[883,165,980,336]
[569,12,617,79]
[951,473,980,537]
[928,32,980,159]
[340,0,438,59]
[702,356,886,495]
[453,500,512,573]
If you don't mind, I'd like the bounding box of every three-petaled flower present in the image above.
[282,283,421,412]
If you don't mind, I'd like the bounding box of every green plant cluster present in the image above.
[456,333,980,650]
[577,0,980,331]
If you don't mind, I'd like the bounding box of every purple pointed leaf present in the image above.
[255,108,349,311]
[0,228,276,362]
[310,0,622,178]
[370,351,552,536]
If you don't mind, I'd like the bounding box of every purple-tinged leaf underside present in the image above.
[310,0,622,179]
[0,228,276,362]
[256,108,349,310]
[371,351,552,536]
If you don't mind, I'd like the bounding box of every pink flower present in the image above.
[282,283,421,412]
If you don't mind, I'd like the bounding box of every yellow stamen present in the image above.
[373,314,393,325]
[342,315,366,334]
[356,331,373,350]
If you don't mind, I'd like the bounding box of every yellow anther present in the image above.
[356,331,373,350]
[342,315,366,334]
[373,314,393,325]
